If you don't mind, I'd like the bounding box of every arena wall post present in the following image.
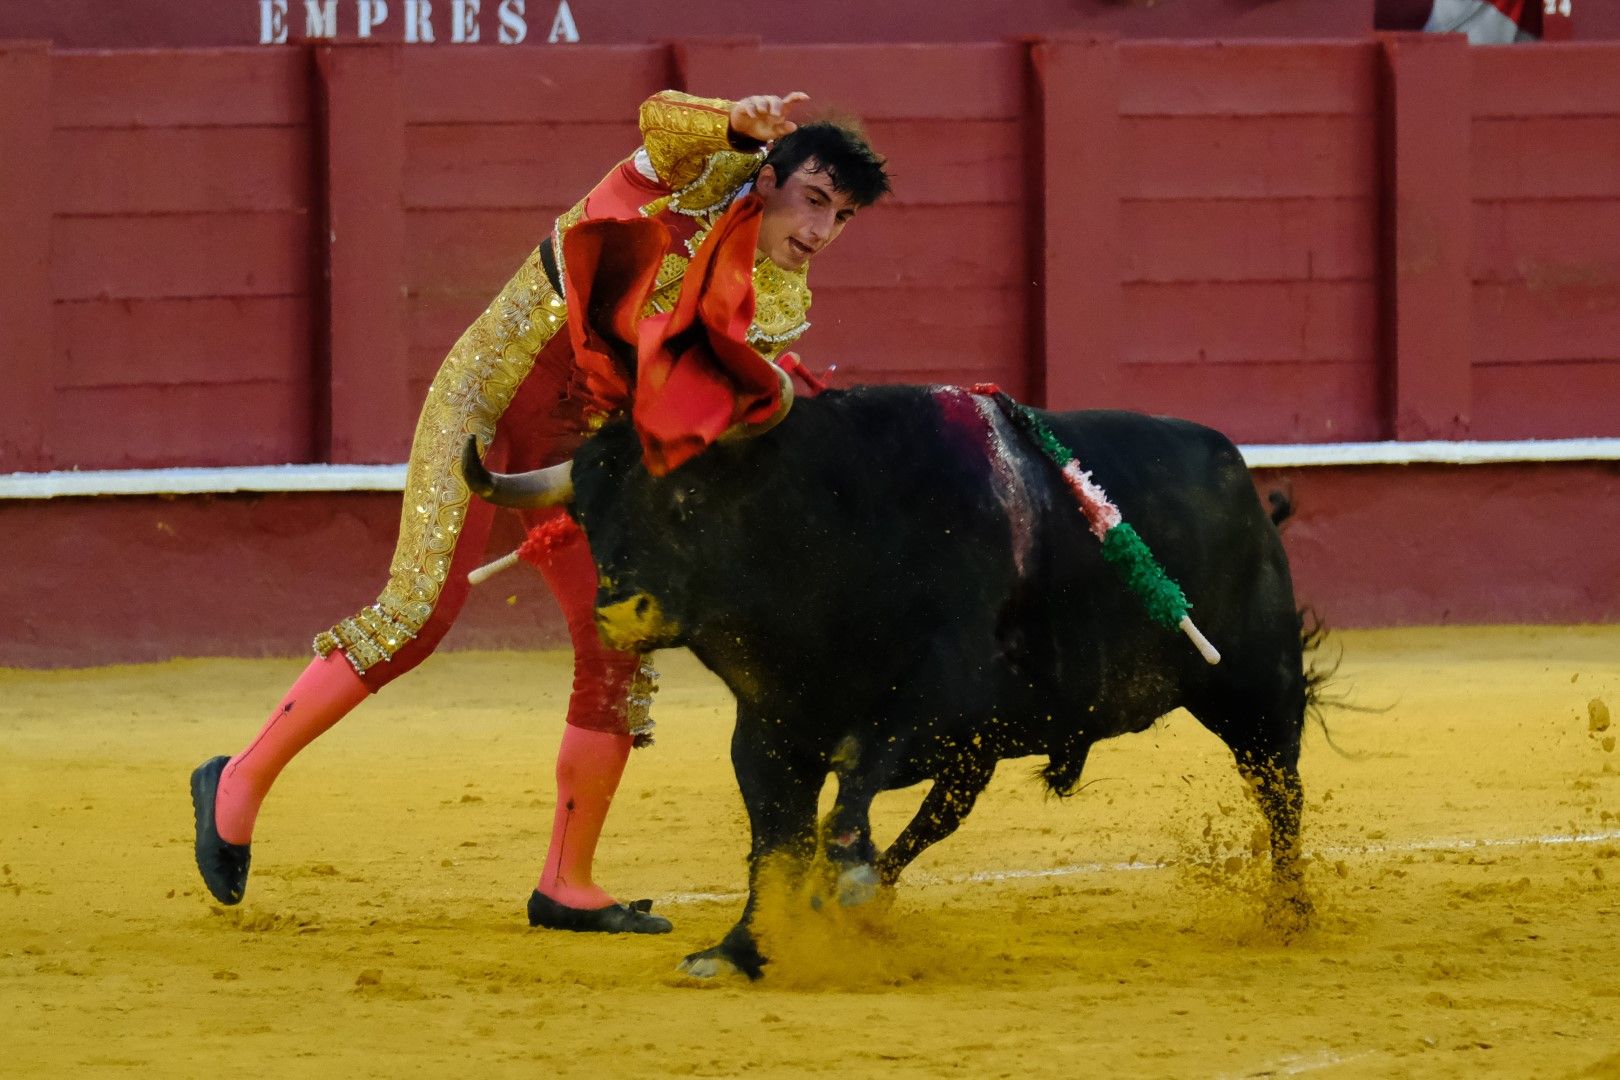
[317,40,412,464]
[0,41,53,473]
[1378,31,1474,441]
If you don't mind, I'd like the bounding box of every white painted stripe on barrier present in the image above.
[650,827,1620,906]
[1240,436,1620,468]
[5,437,1620,499]
[0,463,410,499]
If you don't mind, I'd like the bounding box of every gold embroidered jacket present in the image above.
[315,91,812,675]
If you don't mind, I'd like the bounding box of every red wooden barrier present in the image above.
[3,37,1620,470]
[36,49,318,471]
[1383,32,1473,440]
[321,42,409,464]
[1036,36,1124,413]
[1109,40,1385,443]
[0,42,51,473]
[1468,45,1620,439]
[0,0,1377,49]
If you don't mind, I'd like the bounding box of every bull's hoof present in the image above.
[1264,887,1313,939]
[191,755,251,905]
[528,892,673,934]
[835,863,881,908]
[679,944,763,981]
[678,950,743,980]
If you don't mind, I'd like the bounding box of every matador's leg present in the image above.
[193,249,568,907]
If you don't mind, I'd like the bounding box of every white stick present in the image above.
[467,549,521,586]
[1179,615,1221,665]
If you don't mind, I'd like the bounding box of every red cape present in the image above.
[560,194,784,476]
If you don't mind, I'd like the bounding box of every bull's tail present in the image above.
[1301,608,1333,718]
[1298,608,1384,760]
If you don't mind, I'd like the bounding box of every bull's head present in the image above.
[461,373,794,653]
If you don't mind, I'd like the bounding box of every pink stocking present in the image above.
[213,651,371,845]
[536,724,634,909]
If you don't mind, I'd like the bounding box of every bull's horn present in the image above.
[718,363,795,444]
[460,436,574,508]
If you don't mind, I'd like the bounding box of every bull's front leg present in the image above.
[679,715,823,981]
[816,734,887,908]
[877,756,996,887]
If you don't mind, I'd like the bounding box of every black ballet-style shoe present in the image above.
[190,755,251,905]
[527,890,673,934]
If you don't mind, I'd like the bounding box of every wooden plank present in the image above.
[404,208,562,304]
[52,50,311,128]
[1382,32,1473,440]
[1121,281,1379,365]
[785,285,1030,380]
[53,127,312,215]
[1471,46,1620,118]
[1035,37,1124,411]
[403,46,671,124]
[320,43,410,466]
[55,297,313,389]
[825,360,1031,400]
[0,42,53,472]
[49,383,313,469]
[404,122,640,210]
[744,203,1027,289]
[1118,41,1376,118]
[1472,361,1620,439]
[676,42,1027,121]
[406,117,1023,210]
[50,212,311,301]
[1121,115,1378,200]
[1471,118,1620,201]
[856,120,1026,207]
[1121,197,1376,283]
[1112,361,1384,443]
[1471,283,1620,365]
[1472,200,1620,284]
[403,203,1028,296]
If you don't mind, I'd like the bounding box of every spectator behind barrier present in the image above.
[1377,0,1545,42]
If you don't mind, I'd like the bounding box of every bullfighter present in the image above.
[190,88,891,934]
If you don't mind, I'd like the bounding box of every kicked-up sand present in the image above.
[1,626,1617,1078]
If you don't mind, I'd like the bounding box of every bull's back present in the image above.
[1028,409,1297,680]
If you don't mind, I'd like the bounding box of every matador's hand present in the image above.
[729,92,809,144]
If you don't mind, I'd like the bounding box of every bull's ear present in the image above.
[460,436,576,508]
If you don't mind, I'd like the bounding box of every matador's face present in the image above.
[753,158,860,272]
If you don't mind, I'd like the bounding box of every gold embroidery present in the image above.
[638,91,764,215]
[668,150,764,217]
[550,196,587,297]
[748,257,812,359]
[639,91,736,189]
[315,248,569,674]
[644,252,689,315]
[625,656,660,746]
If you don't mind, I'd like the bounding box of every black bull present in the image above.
[467,385,1315,978]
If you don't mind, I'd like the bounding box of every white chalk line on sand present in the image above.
[652,827,1620,906]
[1218,1047,1378,1079]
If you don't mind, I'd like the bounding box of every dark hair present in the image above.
[762,120,891,208]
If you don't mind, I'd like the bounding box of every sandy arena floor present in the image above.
[2,626,1618,1078]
